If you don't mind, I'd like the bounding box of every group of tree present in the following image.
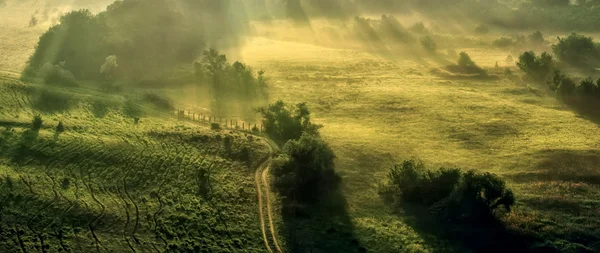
[445,52,486,75]
[23,0,249,83]
[195,49,269,119]
[492,31,546,49]
[516,33,600,99]
[259,101,336,203]
[379,160,515,223]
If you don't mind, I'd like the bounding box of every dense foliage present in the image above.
[24,0,249,82]
[552,33,600,70]
[445,52,486,75]
[516,51,555,82]
[258,100,321,145]
[196,49,269,118]
[380,160,515,222]
[271,133,337,202]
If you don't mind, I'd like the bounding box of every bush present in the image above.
[271,133,337,202]
[32,115,43,131]
[528,31,545,46]
[420,36,437,53]
[258,100,321,144]
[91,100,110,118]
[123,99,144,119]
[492,37,514,48]
[143,92,174,111]
[40,62,77,87]
[552,33,600,69]
[550,70,577,95]
[410,22,427,33]
[577,77,600,98]
[56,121,65,133]
[516,51,555,82]
[211,123,221,130]
[32,89,77,112]
[380,160,515,222]
[445,52,486,75]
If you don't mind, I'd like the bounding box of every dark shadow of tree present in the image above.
[280,178,366,253]
[561,96,600,126]
[399,204,545,253]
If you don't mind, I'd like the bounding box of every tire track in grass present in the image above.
[262,164,282,253]
[255,156,274,253]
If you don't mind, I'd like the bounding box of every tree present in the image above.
[56,121,65,133]
[100,55,118,81]
[380,161,515,222]
[421,36,437,53]
[258,100,321,144]
[552,33,600,68]
[516,51,555,82]
[32,115,43,131]
[271,133,336,202]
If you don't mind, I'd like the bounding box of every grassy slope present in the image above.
[0,77,270,252]
[1,1,600,251]
[240,37,600,252]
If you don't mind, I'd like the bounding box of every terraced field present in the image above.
[0,77,272,252]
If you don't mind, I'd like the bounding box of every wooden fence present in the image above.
[173,108,264,133]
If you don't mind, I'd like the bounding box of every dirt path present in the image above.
[255,156,274,253]
[262,165,283,253]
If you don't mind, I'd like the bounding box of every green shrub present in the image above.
[31,115,43,131]
[32,89,77,113]
[143,92,174,111]
[271,133,337,202]
[123,99,144,118]
[211,123,221,130]
[380,160,515,222]
[56,121,65,133]
[420,36,437,53]
[445,52,486,75]
[410,22,427,33]
[516,51,555,82]
[550,70,577,95]
[40,62,78,87]
[492,37,514,48]
[91,100,110,118]
[258,100,321,144]
[552,33,600,69]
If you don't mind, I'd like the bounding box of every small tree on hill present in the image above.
[32,115,43,131]
[258,100,321,144]
[421,36,437,53]
[271,133,337,202]
[516,51,555,82]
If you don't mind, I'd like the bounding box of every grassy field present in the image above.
[0,77,271,252]
[1,1,600,252]
[239,38,600,252]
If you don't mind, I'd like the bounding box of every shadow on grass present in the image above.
[400,204,545,253]
[562,96,600,126]
[507,149,600,185]
[280,179,366,253]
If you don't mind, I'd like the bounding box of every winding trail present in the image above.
[255,157,274,253]
[255,138,283,253]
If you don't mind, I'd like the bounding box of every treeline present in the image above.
[516,33,600,100]
[259,101,336,203]
[195,49,269,119]
[24,0,249,82]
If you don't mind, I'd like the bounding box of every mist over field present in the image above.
[1,0,600,253]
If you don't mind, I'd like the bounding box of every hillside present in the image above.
[0,76,272,252]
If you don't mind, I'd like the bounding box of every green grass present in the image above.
[0,77,270,252]
[2,2,600,251]
[238,37,600,252]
